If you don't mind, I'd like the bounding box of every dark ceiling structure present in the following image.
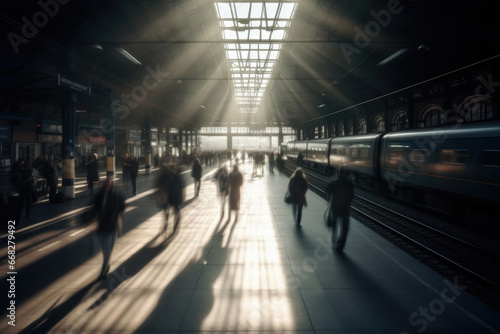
[1,0,499,130]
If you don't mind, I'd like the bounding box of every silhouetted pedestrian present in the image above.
[129,154,139,196]
[157,163,184,236]
[227,164,243,223]
[44,155,60,204]
[214,164,230,219]
[87,153,99,195]
[326,169,354,253]
[288,168,307,227]
[122,153,130,194]
[13,159,35,218]
[297,152,304,166]
[191,158,202,197]
[94,176,125,279]
[268,152,275,174]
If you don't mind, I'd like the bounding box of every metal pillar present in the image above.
[144,117,152,175]
[106,91,116,178]
[61,91,76,199]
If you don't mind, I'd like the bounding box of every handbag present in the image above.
[324,203,335,229]
[284,190,295,204]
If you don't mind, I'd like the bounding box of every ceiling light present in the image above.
[377,48,409,66]
[115,47,142,65]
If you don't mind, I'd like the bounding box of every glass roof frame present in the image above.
[215,1,298,114]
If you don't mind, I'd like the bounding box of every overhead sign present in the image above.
[57,73,91,95]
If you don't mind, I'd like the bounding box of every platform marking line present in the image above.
[37,241,61,252]
[354,223,500,334]
[69,229,86,237]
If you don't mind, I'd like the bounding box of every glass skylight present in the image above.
[215,1,298,114]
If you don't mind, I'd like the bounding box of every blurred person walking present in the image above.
[44,155,60,204]
[268,151,275,174]
[87,153,99,195]
[94,176,126,279]
[129,154,139,196]
[13,159,35,218]
[227,164,243,223]
[325,169,354,253]
[288,168,308,227]
[191,158,202,197]
[157,162,184,236]
[214,164,230,219]
[122,153,131,194]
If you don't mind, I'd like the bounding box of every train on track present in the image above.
[285,121,500,223]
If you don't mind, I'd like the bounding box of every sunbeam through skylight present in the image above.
[215,1,298,114]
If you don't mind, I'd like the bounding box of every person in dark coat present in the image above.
[326,168,354,252]
[129,154,139,196]
[288,167,308,227]
[227,164,243,223]
[94,176,126,279]
[191,158,202,197]
[297,152,304,166]
[268,152,275,174]
[214,164,230,220]
[43,155,59,204]
[13,159,35,218]
[157,163,184,236]
[122,153,131,194]
[87,153,99,195]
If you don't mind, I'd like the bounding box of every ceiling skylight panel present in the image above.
[265,2,279,18]
[215,1,298,114]
[250,2,263,18]
[235,2,250,17]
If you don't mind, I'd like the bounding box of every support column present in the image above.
[61,45,77,200]
[278,124,283,148]
[144,117,152,175]
[227,126,232,150]
[62,92,76,199]
[106,91,116,178]
[166,127,170,155]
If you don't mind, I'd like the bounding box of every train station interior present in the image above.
[1,0,500,333]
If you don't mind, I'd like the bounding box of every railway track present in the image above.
[282,160,500,290]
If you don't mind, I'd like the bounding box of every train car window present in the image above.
[360,149,369,159]
[389,149,404,161]
[481,150,500,167]
[351,148,359,158]
[409,149,430,163]
[345,148,351,157]
[440,150,470,164]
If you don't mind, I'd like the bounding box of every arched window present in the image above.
[392,111,408,131]
[373,115,385,133]
[420,104,445,127]
[331,123,336,138]
[461,95,493,122]
[338,122,345,136]
[347,121,354,136]
[357,119,367,134]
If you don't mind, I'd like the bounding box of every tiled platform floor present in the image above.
[2,162,500,333]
